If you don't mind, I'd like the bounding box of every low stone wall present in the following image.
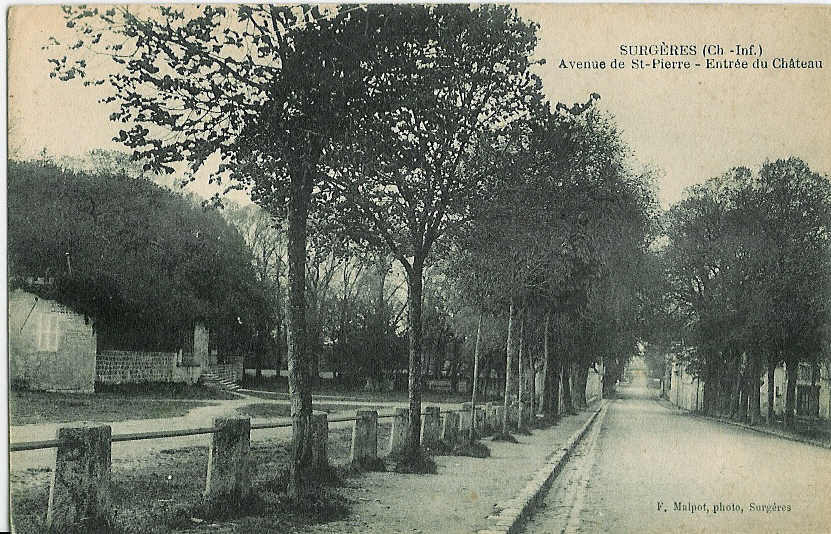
[205,360,244,383]
[96,351,199,385]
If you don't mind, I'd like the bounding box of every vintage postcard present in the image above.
[6,3,831,533]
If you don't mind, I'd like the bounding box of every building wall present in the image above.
[820,369,831,419]
[8,290,96,393]
[669,357,829,420]
[668,360,704,412]
[760,365,787,416]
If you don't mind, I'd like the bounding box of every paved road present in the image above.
[525,386,831,534]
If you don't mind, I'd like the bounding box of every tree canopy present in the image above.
[7,159,270,353]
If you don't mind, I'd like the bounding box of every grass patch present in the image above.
[11,423,394,534]
[9,390,221,426]
[236,402,390,419]
[390,449,438,474]
[448,440,491,458]
[491,431,520,443]
[351,457,387,472]
[241,375,490,404]
[94,382,241,400]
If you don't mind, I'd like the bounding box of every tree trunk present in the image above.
[703,352,716,416]
[731,353,745,421]
[605,357,620,397]
[273,319,283,376]
[286,175,313,498]
[405,258,425,457]
[767,353,776,423]
[575,364,588,409]
[502,297,517,434]
[449,339,460,394]
[517,309,525,429]
[784,357,797,427]
[529,360,536,422]
[749,352,762,425]
[561,358,573,414]
[470,311,482,444]
[550,360,561,418]
[541,311,551,418]
[740,380,749,423]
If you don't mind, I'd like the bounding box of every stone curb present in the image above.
[476,400,609,534]
[656,397,831,450]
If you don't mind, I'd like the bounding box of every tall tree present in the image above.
[325,4,543,462]
[50,4,399,495]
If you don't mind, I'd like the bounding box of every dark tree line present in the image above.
[7,159,271,354]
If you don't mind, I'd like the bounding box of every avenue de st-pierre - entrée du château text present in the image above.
[559,42,823,70]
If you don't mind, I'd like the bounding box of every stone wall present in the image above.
[9,290,96,393]
[96,351,200,385]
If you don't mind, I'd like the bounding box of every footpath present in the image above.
[288,403,603,534]
[656,397,831,449]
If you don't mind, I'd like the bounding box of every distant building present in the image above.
[665,354,829,420]
[667,357,704,412]
[761,362,829,419]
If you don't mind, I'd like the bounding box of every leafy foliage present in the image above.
[660,158,831,419]
[8,160,270,352]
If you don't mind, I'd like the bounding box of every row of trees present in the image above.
[51,4,656,493]
[656,158,831,426]
[224,202,412,389]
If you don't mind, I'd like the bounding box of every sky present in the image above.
[7,4,831,208]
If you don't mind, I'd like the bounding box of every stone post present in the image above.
[311,413,328,472]
[492,404,503,433]
[441,411,460,448]
[420,406,441,448]
[482,402,495,434]
[47,425,112,532]
[494,406,505,431]
[389,407,409,456]
[350,410,378,465]
[204,417,251,502]
[475,407,486,436]
[508,401,520,428]
[459,407,473,441]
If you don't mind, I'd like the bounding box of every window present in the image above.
[36,312,60,352]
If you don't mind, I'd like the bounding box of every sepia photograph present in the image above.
[5,3,831,533]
